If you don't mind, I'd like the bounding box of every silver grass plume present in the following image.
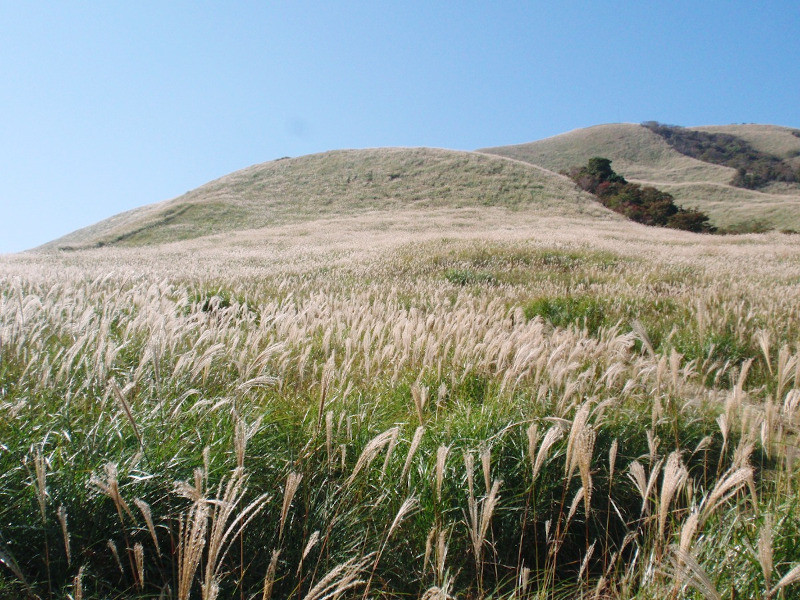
[57,504,70,566]
[401,426,425,481]
[658,451,688,540]
[758,514,773,591]
[279,472,303,541]
[533,425,563,482]
[134,498,161,557]
[261,550,280,600]
[302,553,372,600]
[346,427,399,486]
[669,546,722,600]
[436,445,449,502]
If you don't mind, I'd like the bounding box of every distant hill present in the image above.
[43,147,611,250]
[481,123,800,232]
[40,123,800,251]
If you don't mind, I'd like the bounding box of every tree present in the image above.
[584,157,626,183]
[667,209,715,233]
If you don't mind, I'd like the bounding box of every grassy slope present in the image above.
[480,123,736,184]
[3,214,800,599]
[42,147,611,250]
[481,123,800,231]
[692,124,800,165]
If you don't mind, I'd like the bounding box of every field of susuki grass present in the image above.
[2,213,800,599]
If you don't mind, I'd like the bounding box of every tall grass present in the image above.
[2,224,800,598]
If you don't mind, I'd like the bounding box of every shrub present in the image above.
[716,219,772,235]
[444,268,497,286]
[567,158,715,232]
[666,208,715,232]
[523,295,607,334]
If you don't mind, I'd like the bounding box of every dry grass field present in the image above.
[3,203,800,599]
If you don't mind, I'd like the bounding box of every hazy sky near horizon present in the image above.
[2,1,799,252]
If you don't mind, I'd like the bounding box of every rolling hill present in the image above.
[40,122,800,251]
[480,123,800,231]
[42,147,612,250]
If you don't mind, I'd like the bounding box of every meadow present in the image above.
[2,211,800,599]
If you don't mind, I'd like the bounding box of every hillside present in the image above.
[43,147,611,250]
[37,123,800,251]
[694,124,800,167]
[4,198,800,599]
[481,123,800,231]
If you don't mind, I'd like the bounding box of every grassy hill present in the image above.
[481,123,800,231]
[43,147,612,250]
[42,123,800,250]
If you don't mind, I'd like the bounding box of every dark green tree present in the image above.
[567,158,715,233]
[585,157,626,183]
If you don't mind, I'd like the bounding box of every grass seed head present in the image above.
[279,472,303,541]
[56,504,70,566]
[34,450,47,522]
[134,498,161,557]
[347,427,399,486]
[436,445,450,502]
[533,425,563,482]
[134,543,144,590]
[401,425,425,482]
[758,514,774,590]
[658,451,689,540]
[262,549,281,600]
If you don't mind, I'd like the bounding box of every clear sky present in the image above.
[1,1,799,252]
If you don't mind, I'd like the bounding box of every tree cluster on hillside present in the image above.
[567,157,715,232]
[642,121,799,189]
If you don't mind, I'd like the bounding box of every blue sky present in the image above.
[1,1,799,252]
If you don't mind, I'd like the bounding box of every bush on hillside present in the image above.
[567,158,715,232]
